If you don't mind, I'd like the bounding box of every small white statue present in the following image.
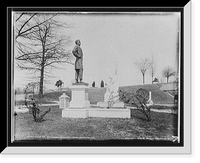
[104,74,119,103]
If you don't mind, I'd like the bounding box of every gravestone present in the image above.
[146,91,154,107]
[59,93,70,109]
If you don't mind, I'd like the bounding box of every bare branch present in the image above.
[16,13,37,39]
[16,13,24,22]
[16,13,58,39]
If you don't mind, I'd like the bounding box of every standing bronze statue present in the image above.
[72,39,83,83]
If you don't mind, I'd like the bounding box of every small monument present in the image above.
[59,93,70,109]
[146,91,154,107]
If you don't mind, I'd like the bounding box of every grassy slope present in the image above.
[40,88,106,104]
[38,83,174,105]
[120,84,174,104]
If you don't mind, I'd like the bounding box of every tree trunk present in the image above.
[32,86,34,95]
[39,66,44,98]
[142,73,145,84]
[39,42,46,98]
[167,77,169,83]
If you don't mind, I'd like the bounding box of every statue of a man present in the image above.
[72,39,83,83]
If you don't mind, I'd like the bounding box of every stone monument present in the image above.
[62,41,129,118]
[59,93,70,109]
[146,91,154,107]
[62,81,130,118]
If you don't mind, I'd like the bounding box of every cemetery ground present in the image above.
[14,84,178,141]
[15,105,177,141]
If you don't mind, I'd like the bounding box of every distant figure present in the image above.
[72,39,83,83]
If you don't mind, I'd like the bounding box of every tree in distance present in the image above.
[100,80,104,87]
[92,81,95,87]
[55,79,64,91]
[135,58,150,84]
[162,66,176,83]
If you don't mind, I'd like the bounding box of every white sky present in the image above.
[14,12,180,90]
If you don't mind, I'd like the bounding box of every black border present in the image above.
[5,6,186,151]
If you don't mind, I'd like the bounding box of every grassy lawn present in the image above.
[14,106,177,141]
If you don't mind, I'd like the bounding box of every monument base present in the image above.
[62,108,88,118]
[68,83,91,108]
[88,108,130,118]
[62,108,130,119]
[69,100,90,108]
[97,101,125,108]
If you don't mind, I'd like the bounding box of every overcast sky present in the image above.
[14,12,180,90]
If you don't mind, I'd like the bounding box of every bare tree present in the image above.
[27,82,40,95]
[162,66,176,83]
[15,13,73,97]
[148,56,156,84]
[135,58,150,84]
[25,97,51,122]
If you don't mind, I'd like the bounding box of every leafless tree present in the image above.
[148,56,156,84]
[162,66,176,83]
[15,13,74,97]
[27,82,40,95]
[135,58,150,84]
[25,97,51,122]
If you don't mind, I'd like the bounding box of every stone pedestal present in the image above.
[62,83,90,118]
[69,83,90,108]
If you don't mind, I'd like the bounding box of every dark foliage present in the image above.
[25,98,51,122]
[119,88,151,121]
[100,80,104,87]
[92,81,95,87]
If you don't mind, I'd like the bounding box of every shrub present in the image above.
[25,98,51,122]
[119,88,151,121]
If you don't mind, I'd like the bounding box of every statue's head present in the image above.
[75,39,81,46]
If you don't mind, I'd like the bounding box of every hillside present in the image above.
[119,84,174,104]
[40,83,174,105]
[119,83,162,93]
[88,87,106,104]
